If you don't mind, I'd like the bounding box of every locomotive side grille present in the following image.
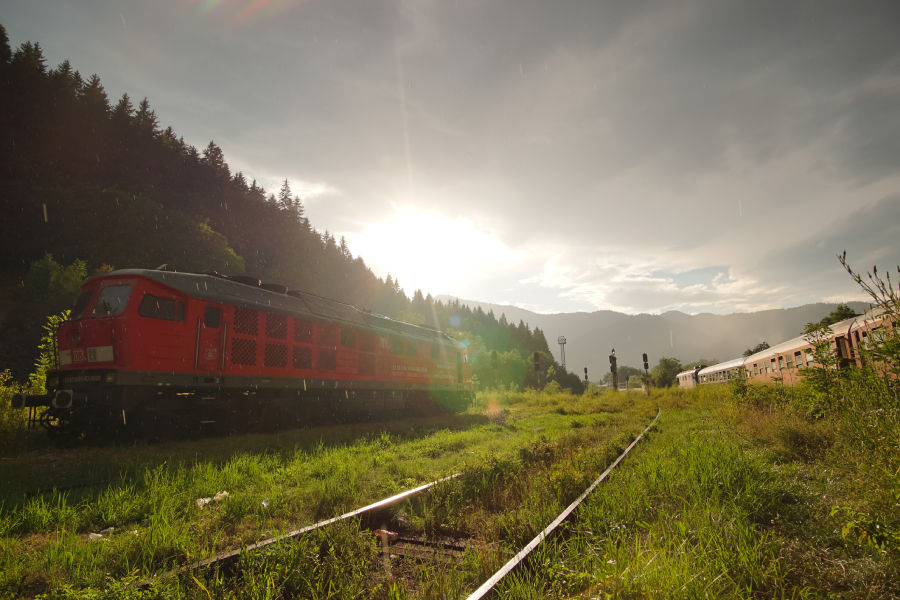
[293,319,314,344]
[293,345,313,370]
[231,338,257,365]
[318,349,337,371]
[318,325,338,348]
[359,333,376,353]
[266,313,287,340]
[234,307,259,335]
[359,353,375,375]
[264,343,287,368]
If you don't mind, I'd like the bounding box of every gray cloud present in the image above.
[6,0,899,313]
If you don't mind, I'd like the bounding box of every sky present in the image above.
[5,0,899,315]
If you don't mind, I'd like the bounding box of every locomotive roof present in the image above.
[90,269,459,348]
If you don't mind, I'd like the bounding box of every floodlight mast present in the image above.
[557,336,567,370]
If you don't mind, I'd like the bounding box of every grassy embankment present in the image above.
[0,389,655,599]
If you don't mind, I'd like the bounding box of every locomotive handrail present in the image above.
[220,320,227,370]
[193,317,202,370]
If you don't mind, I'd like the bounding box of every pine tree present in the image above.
[277,179,292,210]
[134,97,159,136]
[201,141,230,180]
[0,24,11,66]
[111,93,134,123]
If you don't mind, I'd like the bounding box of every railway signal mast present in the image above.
[609,349,618,391]
[643,353,650,395]
[558,336,567,371]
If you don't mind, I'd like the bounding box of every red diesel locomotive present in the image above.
[13,269,474,434]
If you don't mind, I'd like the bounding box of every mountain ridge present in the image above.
[435,295,870,377]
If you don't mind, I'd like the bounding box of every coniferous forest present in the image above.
[0,25,581,391]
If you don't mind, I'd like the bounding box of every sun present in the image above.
[344,210,519,297]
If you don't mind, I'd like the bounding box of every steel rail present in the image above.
[137,473,460,586]
[465,407,661,600]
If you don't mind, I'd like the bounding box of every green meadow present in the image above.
[2,368,898,598]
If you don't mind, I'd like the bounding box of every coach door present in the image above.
[456,352,463,384]
[197,306,223,371]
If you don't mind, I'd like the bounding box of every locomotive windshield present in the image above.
[92,285,132,317]
[71,290,94,320]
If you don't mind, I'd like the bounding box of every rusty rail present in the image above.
[465,407,661,599]
[137,473,460,586]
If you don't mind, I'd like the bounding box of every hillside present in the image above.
[436,297,871,377]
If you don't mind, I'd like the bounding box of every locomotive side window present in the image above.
[430,346,439,360]
[340,329,356,348]
[204,307,221,328]
[72,290,94,320]
[93,285,132,316]
[406,341,417,356]
[392,339,403,354]
[138,294,184,321]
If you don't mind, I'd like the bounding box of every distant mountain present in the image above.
[435,297,871,377]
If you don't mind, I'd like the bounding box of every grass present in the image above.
[4,382,899,599]
[0,388,654,598]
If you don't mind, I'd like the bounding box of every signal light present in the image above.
[533,353,540,371]
[642,353,648,363]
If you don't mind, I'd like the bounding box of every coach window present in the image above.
[93,285,132,317]
[753,363,759,376]
[341,329,356,348]
[204,307,221,328]
[778,356,785,370]
[139,294,185,321]
[794,351,803,367]
[392,339,403,354]
[430,346,439,360]
[770,358,776,373]
[407,341,417,356]
[786,354,793,369]
[805,349,815,366]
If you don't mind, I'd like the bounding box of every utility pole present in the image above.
[609,349,618,391]
[558,336,567,371]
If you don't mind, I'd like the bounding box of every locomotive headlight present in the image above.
[104,371,117,384]
[73,329,82,345]
[47,376,59,389]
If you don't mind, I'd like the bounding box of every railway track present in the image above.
[465,407,660,598]
[134,408,660,594]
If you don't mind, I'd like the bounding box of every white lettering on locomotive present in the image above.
[391,364,428,373]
